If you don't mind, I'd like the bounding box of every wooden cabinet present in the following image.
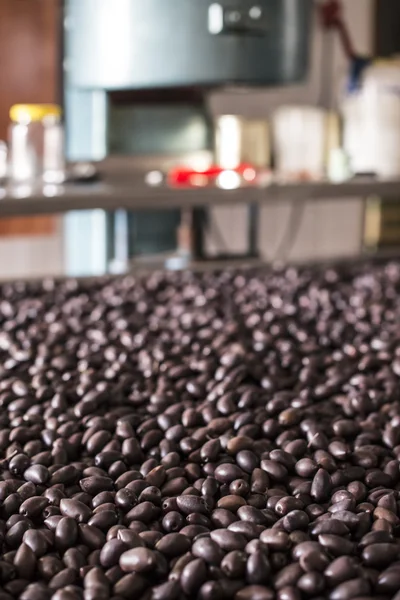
[0,0,61,236]
[375,1,400,57]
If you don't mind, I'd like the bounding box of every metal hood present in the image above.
[65,0,312,90]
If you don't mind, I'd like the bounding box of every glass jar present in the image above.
[8,104,65,185]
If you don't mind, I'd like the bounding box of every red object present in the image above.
[318,0,341,28]
[168,163,255,187]
[318,0,355,60]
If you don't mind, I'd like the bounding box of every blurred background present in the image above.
[0,0,400,279]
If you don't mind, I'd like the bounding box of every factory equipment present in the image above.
[67,1,311,90]
[63,0,313,275]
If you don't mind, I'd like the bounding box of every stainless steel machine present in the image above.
[63,0,313,275]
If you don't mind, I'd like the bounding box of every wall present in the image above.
[205,0,375,261]
[0,0,64,279]
[0,222,63,280]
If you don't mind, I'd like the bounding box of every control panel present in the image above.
[208,3,269,35]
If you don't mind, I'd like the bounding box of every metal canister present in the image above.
[215,115,270,169]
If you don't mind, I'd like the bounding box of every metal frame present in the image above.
[2,177,400,216]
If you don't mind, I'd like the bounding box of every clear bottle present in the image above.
[0,141,7,182]
[9,104,65,185]
[43,112,66,184]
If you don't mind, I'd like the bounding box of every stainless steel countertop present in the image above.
[0,174,399,217]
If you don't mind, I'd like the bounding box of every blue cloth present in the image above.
[347,56,372,93]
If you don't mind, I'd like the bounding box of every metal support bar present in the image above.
[247,203,260,258]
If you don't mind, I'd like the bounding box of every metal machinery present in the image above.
[63,0,313,275]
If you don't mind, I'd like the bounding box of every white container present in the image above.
[272,106,327,180]
[342,61,400,178]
